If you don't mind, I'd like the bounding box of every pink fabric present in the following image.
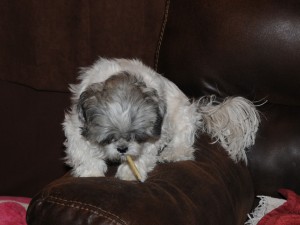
[0,197,31,225]
[258,189,300,225]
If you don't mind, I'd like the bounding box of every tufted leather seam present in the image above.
[154,0,171,71]
[43,195,127,225]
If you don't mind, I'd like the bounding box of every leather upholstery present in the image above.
[27,138,253,225]
[0,80,70,197]
[158,0,300,105]
[157,0,300,197]
[0,0,165,196]
[0,0,166,92]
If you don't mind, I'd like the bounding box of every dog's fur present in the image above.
[63,58,260,181]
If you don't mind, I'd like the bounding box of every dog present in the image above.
[63,58,260,181]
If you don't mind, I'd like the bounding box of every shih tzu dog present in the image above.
[63,58,260,181]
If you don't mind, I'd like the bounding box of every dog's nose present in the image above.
[117,146,128,154]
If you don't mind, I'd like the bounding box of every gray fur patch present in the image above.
[77,72,166,145]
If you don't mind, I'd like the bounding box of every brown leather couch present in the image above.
[1,0,299,224]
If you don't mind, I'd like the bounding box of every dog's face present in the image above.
[77,72,166,160]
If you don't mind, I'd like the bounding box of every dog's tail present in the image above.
[197,95,261,164]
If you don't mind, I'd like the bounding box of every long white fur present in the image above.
[63,58,201,181]
[63,58,260,181]
[198,95,260,163]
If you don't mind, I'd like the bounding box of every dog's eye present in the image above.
[134,134,148,143]
[99,137,116,145]
[99,139,110,145]
[125,136,132,142]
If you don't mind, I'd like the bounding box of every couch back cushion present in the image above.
[0,0,166,92]
[158,0,300,106]
[0,1,168,197]
[0,81,70,196]
[157,0,300,196]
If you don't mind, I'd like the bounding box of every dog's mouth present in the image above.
[119,153,138,162]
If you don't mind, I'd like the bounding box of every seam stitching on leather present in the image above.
[154,0,171,71]
[44,195,127,225]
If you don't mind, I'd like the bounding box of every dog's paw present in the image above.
[75,169,105,177]
[115,163,147,182]
[72,163,107,177]
[158,146,194,162]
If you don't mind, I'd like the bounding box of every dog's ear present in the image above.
[140,87,166,137]
[77,83,104,122]
[124,73,166,118]
[198,95,261,163]
[141,86,166,117]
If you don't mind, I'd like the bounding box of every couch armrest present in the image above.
[26,138,253,225]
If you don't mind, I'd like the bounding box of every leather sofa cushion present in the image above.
[27,137,254,225]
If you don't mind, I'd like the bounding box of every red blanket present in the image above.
[258,189,300,225]
[0,197,31,225]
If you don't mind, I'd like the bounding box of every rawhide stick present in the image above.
[126,155,142,182]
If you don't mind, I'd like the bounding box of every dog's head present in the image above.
[76,72,166,160]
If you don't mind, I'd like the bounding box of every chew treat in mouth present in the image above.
[126,155,142,182]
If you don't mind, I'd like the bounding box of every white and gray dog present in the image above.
[63,58,260,181]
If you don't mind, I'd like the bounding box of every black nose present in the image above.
[117,146,128,153]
